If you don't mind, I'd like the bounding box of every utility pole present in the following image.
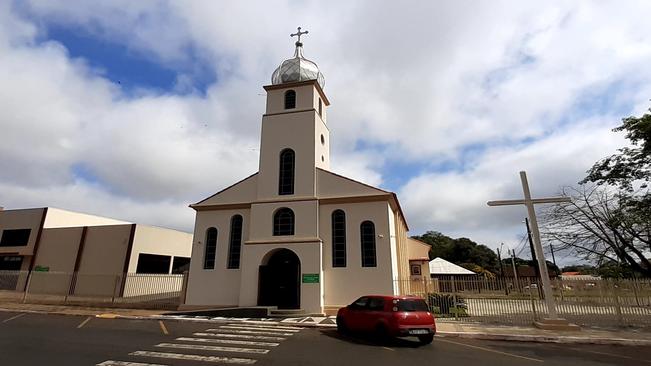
[525,217,541,279]
[510,249,519,292]
[497,244,505,277]
[497,244,507,295]
[549,243,557,269]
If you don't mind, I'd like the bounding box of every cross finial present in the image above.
[290,27,308,46]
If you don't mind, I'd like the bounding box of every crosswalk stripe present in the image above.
[220,325,300,333]
[156,342,270,355]
[97,361,169,366]
[205,328,295,337]
[130,351,256,364]
[238,321,303,330]
[177,337,279,347]
[193,332,286,341]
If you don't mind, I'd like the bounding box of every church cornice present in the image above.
[263,79,330,106]
[245,237,322,245]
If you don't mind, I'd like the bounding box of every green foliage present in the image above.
[412,231,499,274]
[582,106,651,190]
[426,293,467,316]
[561,264,597,275]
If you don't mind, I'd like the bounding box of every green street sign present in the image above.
[302,273,319,283]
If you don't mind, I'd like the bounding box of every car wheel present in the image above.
[375,324,390,344]
[418,334,434,345]
[336,316,348,334]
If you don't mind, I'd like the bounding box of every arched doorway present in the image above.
[258,248,301,309]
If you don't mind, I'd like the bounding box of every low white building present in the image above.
[184,34,426,315]
[0,206,192,295]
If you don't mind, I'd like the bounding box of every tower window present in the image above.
[332,210,346,267]
[318,98,322,116]
[360,221,377,267]
[204,227,218,270]
[285,90,296,109]
[278,148,295,195]
[227,215,243,269]
[273,208,295,236]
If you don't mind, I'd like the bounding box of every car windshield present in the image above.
[397,299,429,312]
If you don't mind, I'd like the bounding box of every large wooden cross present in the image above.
[487,171,571,319]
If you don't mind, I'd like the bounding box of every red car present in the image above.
[336,295,436,345]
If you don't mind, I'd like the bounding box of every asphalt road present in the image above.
[1,311,650,366]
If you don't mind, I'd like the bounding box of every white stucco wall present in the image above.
[248,200,318,242]
[185,209,250,306]
[320,201,395,308]
[0,207,46,256]
[43,207,130,228]
[238,242,323,314]
[127,225,193,273]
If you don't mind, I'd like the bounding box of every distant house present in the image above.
[428,257,476,280]
[560,272,602,281]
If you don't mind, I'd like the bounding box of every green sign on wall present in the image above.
[34,265,49,272]
[302,273,319,283]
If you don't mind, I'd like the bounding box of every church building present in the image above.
[184,29,426,315]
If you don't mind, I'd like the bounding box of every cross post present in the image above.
[290,27,309,44]
[487,171,571,320]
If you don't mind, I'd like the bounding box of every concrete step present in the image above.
[268,309,307,317]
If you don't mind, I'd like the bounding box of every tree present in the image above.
[542,185,650,277]
[582,106,650,191]
[412,231,499,274]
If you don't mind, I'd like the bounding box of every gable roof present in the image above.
[429,257,476,275]
[191,172,258,208]
[316,168,409,230]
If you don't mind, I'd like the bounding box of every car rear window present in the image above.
[397,299,429,312]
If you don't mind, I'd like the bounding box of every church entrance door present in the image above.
[258,249,300,309]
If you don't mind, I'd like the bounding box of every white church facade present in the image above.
[184,30,426,315]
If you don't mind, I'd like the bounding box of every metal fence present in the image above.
[395,276,651,328]
[0,270,187,310]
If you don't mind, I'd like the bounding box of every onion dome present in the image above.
[271,27,325,89]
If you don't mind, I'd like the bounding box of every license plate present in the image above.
[409,329,429,335]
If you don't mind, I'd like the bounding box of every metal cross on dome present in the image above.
[291,27,309,44]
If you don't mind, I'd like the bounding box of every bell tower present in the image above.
[257,28,330,200]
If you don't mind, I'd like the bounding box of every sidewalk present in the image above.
[2,302,650,346]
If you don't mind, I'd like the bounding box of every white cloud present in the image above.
[1,0,650,257]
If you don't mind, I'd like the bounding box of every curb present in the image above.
[436,331,651,346]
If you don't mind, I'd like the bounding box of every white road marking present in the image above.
[220,325,300,333]
[77,316,92,329]
[97,361,169,366]
[205,328,295,337]
[238,321,303,330]
[193,332,286,341]
[130,351,256,364]
[156,342,270,355]
[177,336,279,347]
[2,313,26,323]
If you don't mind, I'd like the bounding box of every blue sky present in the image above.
[2,1,650,265]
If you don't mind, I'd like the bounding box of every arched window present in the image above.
[227,215,243,269]
[278,149,295,195]
[360,221,376,267]
[284,90,296,109]
[318,98,322,116]
[204,227,217,269]
[332,210,346,267]
[273,208,295,236]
